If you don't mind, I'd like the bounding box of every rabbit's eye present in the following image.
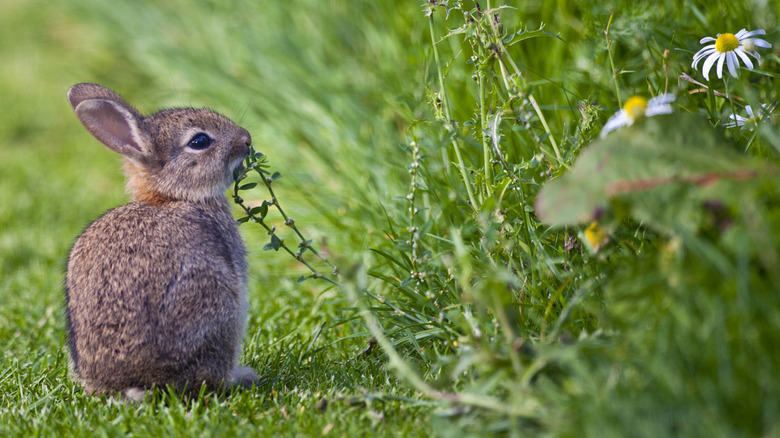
[187,133,213,150]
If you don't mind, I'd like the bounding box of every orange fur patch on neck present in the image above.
[123,160,174,206]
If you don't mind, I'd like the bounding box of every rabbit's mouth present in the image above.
[227,142,250,184]
[228,156,246,181]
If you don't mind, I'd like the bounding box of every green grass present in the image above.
[2,0,780,436]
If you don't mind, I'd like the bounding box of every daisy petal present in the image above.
[724,115,740,128]
[734,48,754,69]
[692,47,717,68]
[600,111,628,138]
[724,119,742,128]
[645,106,673,117]
[726,52,739,78]
[741,29,766,39]
[649,93,675,106]
[745,38,772,48]
[699,36,716,44]
[702,53,719,80]
[745,106,754,118]
[695,45,717,54]
[716,53,726,78]
[693,45,716,55]
[693,51,716,68]
[745,48,762,61]
[735,29,749,38]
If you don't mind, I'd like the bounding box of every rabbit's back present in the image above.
[66,200,248,394]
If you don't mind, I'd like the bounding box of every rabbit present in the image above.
[65,83,258,401]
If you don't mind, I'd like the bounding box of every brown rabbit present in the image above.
[65,83,257,400]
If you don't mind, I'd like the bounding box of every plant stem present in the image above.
[428,14,479,211]
[605,12,622,108]
[479,71,492,198]
[233,150,339,285]
[262,176,336,270]
[492,37,562,164]
[723,77,741,148]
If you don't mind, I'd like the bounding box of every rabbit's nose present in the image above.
[234,130,251,158]
[237,129,251,148]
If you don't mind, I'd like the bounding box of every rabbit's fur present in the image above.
[65,83,257,400]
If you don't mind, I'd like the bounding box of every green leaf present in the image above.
[239,182,258,190]
[508,28,562,46]
[249,202,269,218]
[263,235,282,251]
[535,114,773,232]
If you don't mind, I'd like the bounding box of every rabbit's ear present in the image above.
[68,84,152,160]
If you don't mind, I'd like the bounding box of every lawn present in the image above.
[1,0,779,436]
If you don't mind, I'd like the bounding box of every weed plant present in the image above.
[232,1,780,435]
[2,0,780,436]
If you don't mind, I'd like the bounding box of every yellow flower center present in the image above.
[624,96,648,121]
[584,222,609,252]
[715,33,739,53]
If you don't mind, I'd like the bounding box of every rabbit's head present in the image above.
[68,83,251,204]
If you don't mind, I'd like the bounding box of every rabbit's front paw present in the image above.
[230,366,259,389]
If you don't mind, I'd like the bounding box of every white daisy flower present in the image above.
[692,29,771,80]
[724,104,775,130]
[600,94,675,138]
